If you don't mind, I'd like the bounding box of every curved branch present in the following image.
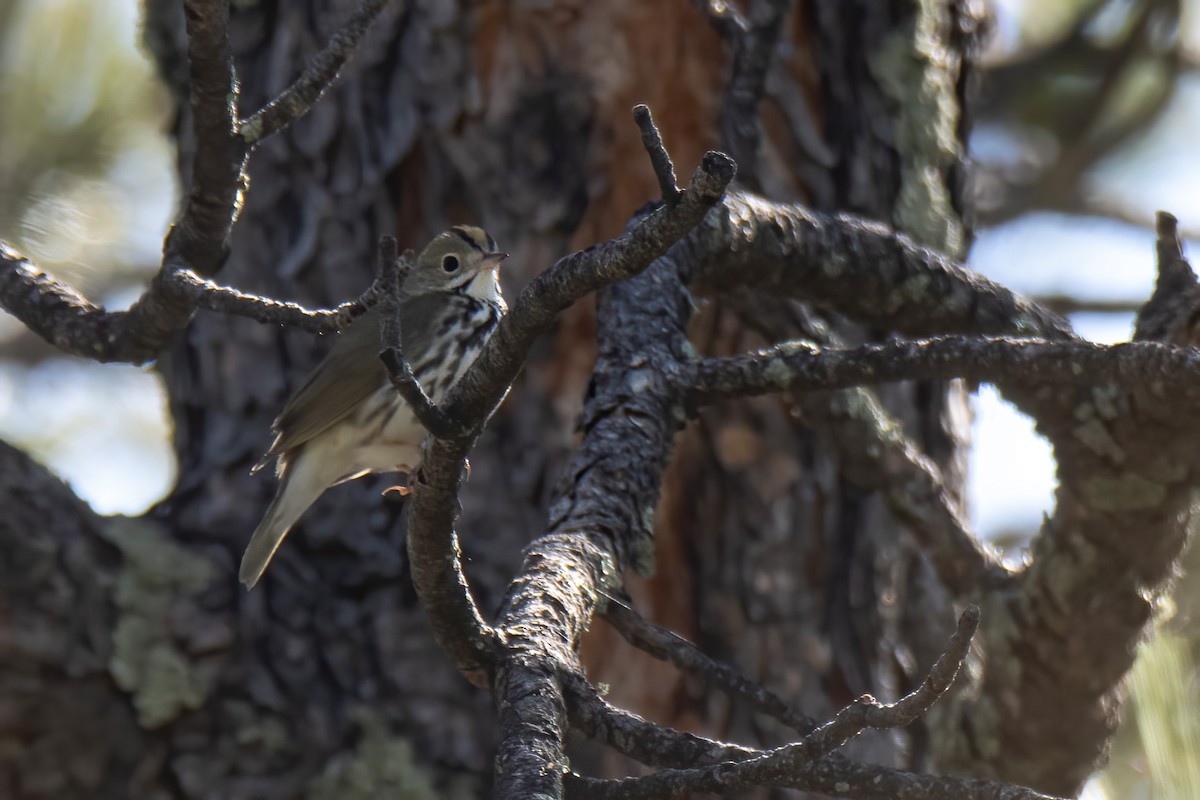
[683,194,1074,340]
[402,122,736,691]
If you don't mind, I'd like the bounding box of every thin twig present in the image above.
[375,236,458,438]
[602,596,818,734]
[239,0,396,143]
[725,295,1005,598]
[561,670,756,768]
[172,268,364,333]
[568,607,1060,800]
[690,0,748,39]
[632,104,682,203]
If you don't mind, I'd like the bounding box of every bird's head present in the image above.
[406,225,507,304]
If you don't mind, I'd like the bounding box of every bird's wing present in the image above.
[266,308,386,459]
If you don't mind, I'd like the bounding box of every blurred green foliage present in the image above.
[0,0,173,292]
[0,0,175,514]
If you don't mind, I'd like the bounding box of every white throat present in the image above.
[467,269,505,307]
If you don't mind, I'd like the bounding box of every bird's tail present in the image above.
[240,462,323,589]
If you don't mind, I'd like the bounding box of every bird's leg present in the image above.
[382,466,418,497]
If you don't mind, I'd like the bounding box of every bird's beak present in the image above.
[482,251,509,270]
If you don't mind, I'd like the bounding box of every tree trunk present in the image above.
[0,1,1068,798]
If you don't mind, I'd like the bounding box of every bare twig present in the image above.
[375,236,459,438]
[602,597,818,734]
[1133,210,1200,345]
[797,605,978,759]
[725,295,1004,598]
[632,105,681,203]
[568,607,1060,800]
[172,268,365,332]
[0,0,389,363]
[690,0,748,40]
[561,670,756,768]
[239,0,396,143]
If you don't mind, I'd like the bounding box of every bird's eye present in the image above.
[442,254,460,272]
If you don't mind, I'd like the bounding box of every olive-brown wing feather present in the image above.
[260,297,445,464]
[263,309,387,461]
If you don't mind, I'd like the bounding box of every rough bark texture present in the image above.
[2,1,1187,799]
[4,0,969,796]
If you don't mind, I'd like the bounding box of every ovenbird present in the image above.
[240,226,508,588]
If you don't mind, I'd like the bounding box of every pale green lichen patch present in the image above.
[1091,383,1122,421]
[1081,472,1168,511]
[762,355,798,389]
[307,712,437,800]
[869,0,965,254]
[1072,418,1126,465]
[102,517,215,728]
[1140,455,1188,485]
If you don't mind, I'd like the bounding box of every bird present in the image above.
[240,226,508,588]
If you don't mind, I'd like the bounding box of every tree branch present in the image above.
[685,335,1200,412]
[719,0,795,186]
[172,268,367,332]
[602,597,818,734]
[682,194,1074,340]
[0,0,396,364]
[238,0,396,143]
[171,0,244,274]
[375,236,459,438]
[402,113,735,698]
[567,606,1060,800]
[632,105,681,203]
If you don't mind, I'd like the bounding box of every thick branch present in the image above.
[686,336,1200,414]
[171,0,244,274]
[683,193,1073,340]
[404,134,735,696]
[484,127,737,800]
[493,534,620,799]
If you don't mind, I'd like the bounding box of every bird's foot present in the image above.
[383,470,418,498]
